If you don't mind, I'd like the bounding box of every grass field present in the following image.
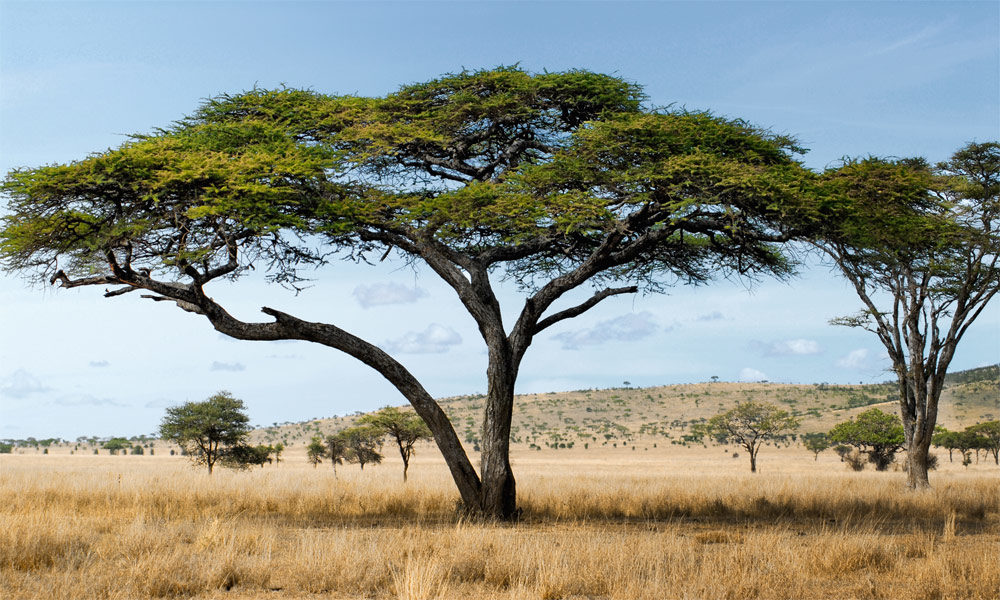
[3,444,998,600]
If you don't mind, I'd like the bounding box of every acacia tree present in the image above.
[828,408,905,471]
[707,401,799,473]
[324,433,350,476]
[815,143,999,488]
[340,426,383,470]
[0,68,816,519]
[359,406,433,481]
[801,432,830,460]
[968,421,999,465]
[158,391,252,474]
[306,435,325,468]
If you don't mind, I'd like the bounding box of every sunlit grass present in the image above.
[2,449,998,599]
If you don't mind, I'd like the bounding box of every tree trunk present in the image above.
[907,441,931,488]
[479,350,518,520]
[748,447,758,473]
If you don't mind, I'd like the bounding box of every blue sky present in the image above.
[1,1,998,440]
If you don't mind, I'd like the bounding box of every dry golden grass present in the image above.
[2,448,998,600]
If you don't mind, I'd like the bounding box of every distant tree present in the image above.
[130,445,145,455]
[0,443,12,454]
[829,408,905,471]
[324,433,350,477]
[306,435,325,468]
[931,427,959,462]
[272,442,285,463]
[801,432,831,460]
[222,444,273,469]
[814,143,1000,488]
[102,438,132,455]
[953,426,990,465]
[706,401,799,473]
[966,421,999,465]
[158,391,252,474]
[359,406,433,481]
[341,425,384,471]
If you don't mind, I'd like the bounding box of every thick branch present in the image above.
[532,286,638,335]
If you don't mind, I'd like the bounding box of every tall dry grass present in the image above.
[2,452,997,599]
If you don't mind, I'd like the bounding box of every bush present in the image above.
[845,450,866,471]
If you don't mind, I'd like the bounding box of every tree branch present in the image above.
[532,286,638,335]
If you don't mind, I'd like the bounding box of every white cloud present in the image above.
[738,367,769,382]
[0,369,50,399]
[353,283,427,308]
[553,312,660,350]
[88,360,110,368]
[383,324,462,354]
[739,367,770,382]
[210,361,246,372]
[751,338,822,357]
[837,349,870,369]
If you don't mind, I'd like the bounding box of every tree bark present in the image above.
[479,346,518,520]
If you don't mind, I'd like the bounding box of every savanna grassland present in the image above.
[3,442,998,600]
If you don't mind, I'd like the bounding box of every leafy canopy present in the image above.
[159,391,252,472]
[1,67,816,295]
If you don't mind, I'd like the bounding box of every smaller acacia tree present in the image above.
[102,437,131,455]
[359,407,433,481]
[707,401,799,473]
[324,433,351,477]
[829,408,904,471]
[306,435,325,468]
[801,432,831,461]
[159,391,252,474]
[931,427,959,462]
[340,426,383,471]
[967,421,999,465]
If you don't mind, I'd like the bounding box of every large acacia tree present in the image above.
[816,143,999,488]
[1,68,816,519]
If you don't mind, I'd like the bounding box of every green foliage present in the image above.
[966,421,999,464]
[306,435,326,468]
[707,401,799,472]
[358,406,432,480]
[339,425,383,470]
[102,437,132,455]
[801,432,830,459]
[220,444,274,469]
[0,67,816,296]
[829,408,904,471]
[0,443,12,454]
[158,391,252,474]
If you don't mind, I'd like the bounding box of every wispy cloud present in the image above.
[750,338,822,357]
[353,283,427,308]
[53,394,127,407]
[694,311,726,322]
[553,312,660,350]
[0,369,50,399]
[88,360,110,368]
[836,349,870,369]
[739,367,769,382]
[210,361,246,372]
[383,324,462,354]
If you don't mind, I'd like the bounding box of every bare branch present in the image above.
[533,286,638,335]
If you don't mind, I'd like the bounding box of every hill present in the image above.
[250,364,999,450]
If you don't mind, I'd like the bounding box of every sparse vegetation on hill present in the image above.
[233,365,999,461]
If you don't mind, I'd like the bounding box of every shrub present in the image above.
[845,450,866,471]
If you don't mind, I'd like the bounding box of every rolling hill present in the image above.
[251,364,999,450]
